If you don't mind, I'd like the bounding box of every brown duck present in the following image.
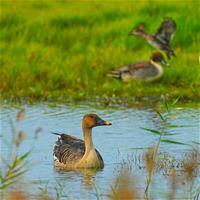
[53,114,112,169]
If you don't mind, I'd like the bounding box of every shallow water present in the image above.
[0,103,200,199]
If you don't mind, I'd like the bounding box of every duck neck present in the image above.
[83,127,94,154]
[150,60,163,75]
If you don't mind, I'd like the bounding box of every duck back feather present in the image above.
[53,133,103,167]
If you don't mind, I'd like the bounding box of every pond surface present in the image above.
[0,103,200,199]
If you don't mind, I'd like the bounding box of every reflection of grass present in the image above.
[0,0,200,103]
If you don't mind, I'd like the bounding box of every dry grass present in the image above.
[8,190,28,200]
[109,167,139,200]
[109,148,199,200]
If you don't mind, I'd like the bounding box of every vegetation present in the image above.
[0,108,30,198]
[108,148,200,200]
[0,0,200,104]
[108,101,200,200]
[0,107,65,200]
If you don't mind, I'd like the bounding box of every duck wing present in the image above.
[107,62,149,77]
[107,62,150,81]
[129,62,159,77]
[53,133,103,166]
[53,133,85,164]
[129,62,150,70]
[155,18,176,45]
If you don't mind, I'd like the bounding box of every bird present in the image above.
[129,18,177,59]
[52,114,112,170]
[107,52,169,82]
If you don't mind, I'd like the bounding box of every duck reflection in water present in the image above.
[54,167,100,188]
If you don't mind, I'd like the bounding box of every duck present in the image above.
[107,52,169,82]
[52,114,112,169]
[129,18,176,59]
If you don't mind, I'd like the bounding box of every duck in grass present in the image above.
[107,52,169,83]
[129,18,176,59]
[52,114,112,170]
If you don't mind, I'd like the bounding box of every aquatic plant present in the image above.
[109,147,199,200]
[182,149,200,199]
[144,146,156,197]
[0,107,66,200]
[141,98,199,198]
[0,107,30,196]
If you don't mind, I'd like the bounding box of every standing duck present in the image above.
[107,52,168,82]
[129,18,176,59]
[53,114,112,169]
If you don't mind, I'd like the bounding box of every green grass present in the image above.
[0,0,200,104]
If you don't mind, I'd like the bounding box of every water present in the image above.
[0,103,200,199]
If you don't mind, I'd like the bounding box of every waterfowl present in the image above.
[107,52,168,82]
[129,18,176,59]
[53,114,112,169]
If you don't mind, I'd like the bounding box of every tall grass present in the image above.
[142,97,189,197]
[0,0,199,103]
[0,108,30,198]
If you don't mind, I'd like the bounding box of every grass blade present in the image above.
[0,180,16,190]
[160,139,187,145]
[172,96,181,105]
[5,169,29,182]
[156,111,165,121]
[163,132,181,136]
[163,124,190,129]
[142,128,161,135]
[192,141,200,145]
[12,151,30,169]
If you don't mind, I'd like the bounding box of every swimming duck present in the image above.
[129,18,176,59]
[107,52,168,82]
[53,114,112,169]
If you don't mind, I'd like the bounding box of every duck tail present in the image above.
[107,70,121,79]
[129,23,146,36]
[51,132,62,136]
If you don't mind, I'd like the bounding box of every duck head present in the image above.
[151,52,169,66]
[128,23,146,36]
[82,114,112,129]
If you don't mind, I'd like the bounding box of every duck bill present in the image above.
[96,117,112,126]
[103,121,112,126]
